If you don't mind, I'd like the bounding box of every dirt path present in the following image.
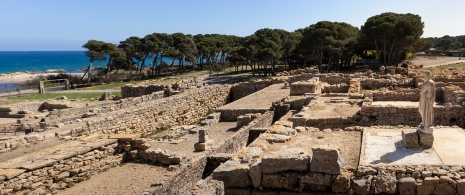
[59,163,168,195]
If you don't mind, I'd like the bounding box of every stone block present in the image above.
[398,177,416,195]
[310,145,343,174]
[353,176,372,195]
[402,129,420,148]
[434,183,456,195]
[418,131,434,148]
[262,172,300,190]
[249,162,262,188]
[299,172,333,192]
[260,148,310,173]
[457,179,465,195]
[373,169,397,194]
[212,160,251,188]
[194,140,213,151]
[331,172,352,193]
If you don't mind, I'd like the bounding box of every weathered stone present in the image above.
[416,182,434,195]
[0,169,26,179]
[249,162,262,188]
[310,145,343,174]
[374,169,397,194]
[53,171,70,182]
[138,143,151,150]
[418,131,434,148]
[398,177,416,195]
[224,188,251,195]
[212,160,251,188]
[353,176,372,195]
[434,183,456,195]
[260,148,310,173]
[262,172,300,191]
[402,129,419,148]
[299,172,332,192]
[457,179,465,195]
[261,133,291,143]
[331,172,352,193]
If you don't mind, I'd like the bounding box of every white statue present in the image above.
[418,70,435,134]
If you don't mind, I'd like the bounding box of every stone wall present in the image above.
[121,78,202,98]
[146,112,274,194]
[0,142,121,195]
[360,104,465,127]
[367,89,420,101]
[360,77,415,90]
[322,84,349,93]
[215,108,269,122]
[229,78,285,101]
[288,73,351,85]
[443,85,465,105]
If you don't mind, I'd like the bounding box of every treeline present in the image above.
[420,35,465,52]
[82,12,426,83]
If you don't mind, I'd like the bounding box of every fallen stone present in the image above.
[260,148,310,173]
[310,145,343,174]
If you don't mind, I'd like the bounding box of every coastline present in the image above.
[0,71,83,84]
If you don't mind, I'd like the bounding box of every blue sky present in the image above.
[1,0,464,51]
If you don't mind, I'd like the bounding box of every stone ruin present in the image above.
[3,66,465,195]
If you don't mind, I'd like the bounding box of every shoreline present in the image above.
[0,71,83,84]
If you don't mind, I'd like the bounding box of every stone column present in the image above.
[38,81,45,94]
[194,129,213,151]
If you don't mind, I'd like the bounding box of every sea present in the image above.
[0,51,181,93]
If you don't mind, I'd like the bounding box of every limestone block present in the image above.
[418,131,434,148]
[353,176,372,195]
[457,179,465,195]
[194,140,213,151]
[373,169,397,194]
[398,177,416,195]
[262,172,300,190]
[331,172,352,193]
[212,160,251,188]
[261,133,291,143]
[310,146,343,174]
[417,182,434,195]
[402,129,420,148]
[248,162,262,188]
[299,172,333,192]
[260,148,310,173]
[434,183,456,195]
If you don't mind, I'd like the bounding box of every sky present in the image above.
[0,0,464,51]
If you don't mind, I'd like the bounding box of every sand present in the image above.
[0,72,83,84]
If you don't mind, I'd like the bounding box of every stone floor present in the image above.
[361,127,465,165]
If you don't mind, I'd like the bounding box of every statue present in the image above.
[418,70,435,134]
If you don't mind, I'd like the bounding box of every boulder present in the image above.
[310,145,343,174]
[212,160,251,188]
[260,148,310,173]
[398,177,416,195]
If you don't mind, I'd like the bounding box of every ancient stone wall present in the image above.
[0,142,121,195]
[147,112,274,195]
[322,84,349,93]
[360,105,465,127]
[443,85,465,105]
[121,78,202,98]
[360,77,415,90]
[288,73,351,85]
[368,89,420,101]
[229,78,285,101]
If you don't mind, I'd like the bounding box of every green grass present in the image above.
[9,91,121,101]
[77,80,143,90]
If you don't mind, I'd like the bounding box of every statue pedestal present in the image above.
[401,128,434,148]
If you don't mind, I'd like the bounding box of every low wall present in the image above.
[215,109,269,122]
[360,77,415,90]
[0,141,122,194]
[360,105,465,127]
[121,78,202,98]
[368,89,420,101]
[148,111,274,194]
[230,78,285,101]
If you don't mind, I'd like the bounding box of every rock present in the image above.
[353,176,372,195]
[260,133,291,143]
[138,143,151,150]
[300,172,333,192]
[53,171,70,182]
[374,169,397,194]
[310,145,343,174]
[260,148,310,173]
[457,179,465,195]
[212,160,251,188]
[402,129,420,148]
[422,171,432,177]
[262,172,300,191]
[417,182,434,195]
[434,183,456,195]
[418,131,434,148]
[398,177,416,195]
[331,172,352,193]
[248,162,262,188]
